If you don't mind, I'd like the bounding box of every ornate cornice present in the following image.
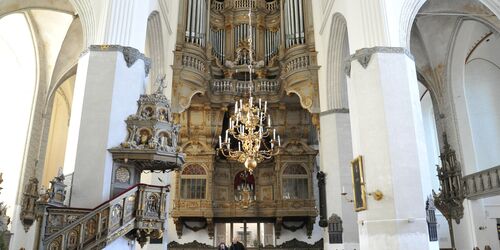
[344,46,414,77]
[80,45,151,76]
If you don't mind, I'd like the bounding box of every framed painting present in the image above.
[351,155,367,212]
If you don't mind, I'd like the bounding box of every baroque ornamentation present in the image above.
[172,0,319,240]
[109,76,185,172]
[432,133,466,250]
[20,177,39,232]
[81,45,152,76]
[38,168,67,207]
[41,184,169,248]
[432,133,466,223]
[168,240,214,249]
[282,221,306,232]
[349,46,414,69]
[328,213,343,244]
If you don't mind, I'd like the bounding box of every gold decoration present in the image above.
[217,4,280,173]
[351,156,367,212]
[368,190,384,201]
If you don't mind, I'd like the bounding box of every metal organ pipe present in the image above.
[284,0,305,47]
[185,0,207,46]
[198,0,202,45]
[194,0,199,44]
[286,0,292,47]
[291,0,297,46]
[298,0,304,44]
[198,0,201,43]
[201,0,207,46]
[210,29,225,64]
[186,0,193,42]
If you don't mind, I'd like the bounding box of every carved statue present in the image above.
[20,177,39,232]
[140,130,149,145]
[159,109,167,121]
[108,79,184,172]
[146,194,159,213]
[155,74,167,94]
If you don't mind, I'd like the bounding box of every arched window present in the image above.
[282,164,308,199]
[181,164,207,199]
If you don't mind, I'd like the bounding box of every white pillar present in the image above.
[64,46,147,208]
[347,48,432,250]
[320,111,360,250]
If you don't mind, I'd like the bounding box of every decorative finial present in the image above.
[57,167,64,178]
[155,74,167,94]
[442,132,450,151]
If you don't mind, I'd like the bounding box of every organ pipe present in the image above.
[284,0,305,47]
[211,28,226,64]
[185,0,207,46]
[298,0,304,44]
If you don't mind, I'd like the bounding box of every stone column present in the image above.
[64,46,149,208]
[63,0,151,209]
[319,110,359,250]
[346,47,432,250]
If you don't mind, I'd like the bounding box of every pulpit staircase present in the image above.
[40,184,169,250]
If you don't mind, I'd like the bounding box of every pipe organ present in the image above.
[284,0,305,47]
[210,28,226,64]
[233,23,256,65]
[185,0,207,46]
[171,0,321,239]
[264,28,280,65]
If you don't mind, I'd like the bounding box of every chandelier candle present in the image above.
[217,1,280,173]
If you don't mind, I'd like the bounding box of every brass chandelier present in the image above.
[218,3,280,173]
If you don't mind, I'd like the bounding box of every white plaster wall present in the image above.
[464,60,500,171]
[144,0,180,99]
[448,19,500,250]
[106,236,136,250]
[139,171,171,249]
[0,14,37,249]
[65,50,145,208]
[348,52,432,250]
[276,225,323,245]
[63,54,89,176]
[418,85,442,250]
[320,113,359,250]
[42,76,74,186]
[419,86,440,193]
[449,20,490,175]
[9,205,37,250]
[435,214,452,249]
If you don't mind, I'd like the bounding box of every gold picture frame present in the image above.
[351,155,367,212]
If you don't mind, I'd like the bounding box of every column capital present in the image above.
[344,46,414,77]
[80,45,151,76]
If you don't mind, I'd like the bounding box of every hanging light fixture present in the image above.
[218,2,280,173]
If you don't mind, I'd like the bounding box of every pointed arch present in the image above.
[326,13,349,111]
[145,11,166,94]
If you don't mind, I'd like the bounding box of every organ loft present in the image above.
[170,0,321,243]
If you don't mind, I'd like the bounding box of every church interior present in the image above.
[0,0,499,249]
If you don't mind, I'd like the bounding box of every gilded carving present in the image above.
[109,79,185,173]
[20,177,38,232]
[171,0,320,239]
